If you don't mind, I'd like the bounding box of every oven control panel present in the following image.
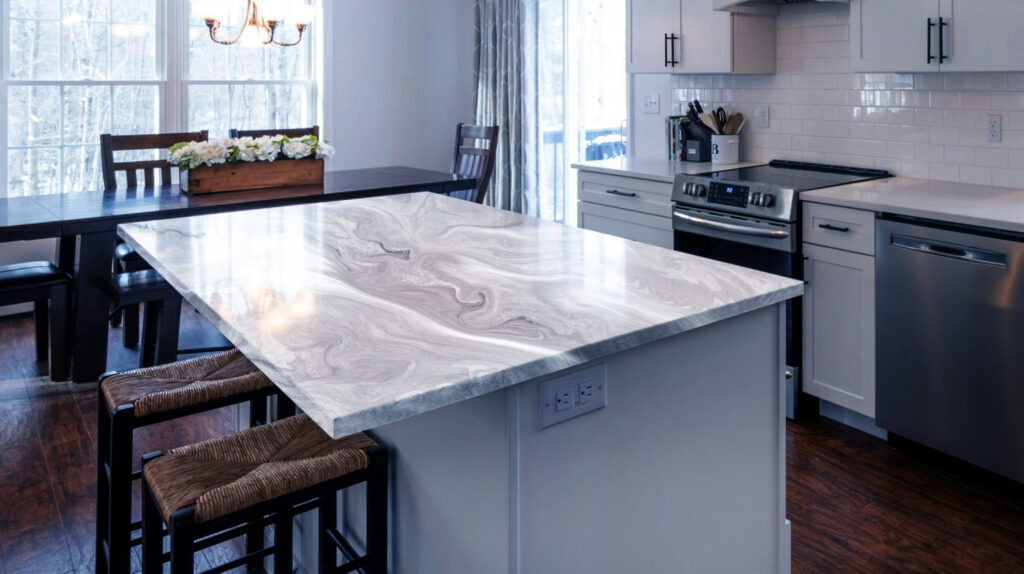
[707,182,749,207]
[672,174,795,222]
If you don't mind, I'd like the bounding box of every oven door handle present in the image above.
[673,211,790,239]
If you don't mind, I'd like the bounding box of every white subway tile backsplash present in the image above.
[974,148,1009,168]
[658,3,1024,189]
[960,165,993,186]
[944,146,976,164]
[991,168,1024,188]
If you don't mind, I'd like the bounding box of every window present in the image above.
[537,0,627,224]
[1,0,318,197]
[185,1,314,137]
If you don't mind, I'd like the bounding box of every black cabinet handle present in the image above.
[927,18,935,63]
[819,223,850,233]
[938,17,948,63]
[670,33,678,66]
[664,33,670,67]
[606,189,637,198]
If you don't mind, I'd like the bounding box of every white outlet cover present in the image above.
[756,107,770,129]
[986,114,1002,143]
[539,363,607,429]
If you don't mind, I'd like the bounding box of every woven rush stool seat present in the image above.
[97,349,292,574]
[102,348,272,418]
[142,414,389,574]
[145,414,375,523]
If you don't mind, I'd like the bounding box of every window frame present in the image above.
[0,0,321,197]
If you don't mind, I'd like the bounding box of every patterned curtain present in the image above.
[474,0,540,216]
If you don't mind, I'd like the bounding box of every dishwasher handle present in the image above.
[891,234,1008,267]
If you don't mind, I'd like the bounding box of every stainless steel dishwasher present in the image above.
[876,217,1024,482]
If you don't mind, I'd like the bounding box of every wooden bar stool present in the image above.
[141,414,388,574]
[96,350,292,574]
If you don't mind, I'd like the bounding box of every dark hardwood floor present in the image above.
[0,308,1022,573]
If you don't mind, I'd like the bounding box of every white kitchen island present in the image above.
[119,192,802,574]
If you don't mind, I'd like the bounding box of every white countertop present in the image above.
[802,177,1024,234]
[119,192,801,437]
[571,156,760,184]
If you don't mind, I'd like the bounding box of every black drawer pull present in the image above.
[606,189,637,198]
[819,223,850,233]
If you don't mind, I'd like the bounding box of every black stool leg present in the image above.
[275,513,293,574]
[141,462,163,574]
[140,295,181,368]
[155,295,182,366]
[34,298,49,361]
[168,509,195,574]
[245,396,268,569]
[49,283,69,381]
[318,493,337,573]
[96,402,112,574]
[277,392,297,419]
[107,407,135,574]
[366,446,389,574]
[123,304,140,348]
[140,300,161,368]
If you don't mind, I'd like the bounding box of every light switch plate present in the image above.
[643,94,660,115]
[539,363,607,429]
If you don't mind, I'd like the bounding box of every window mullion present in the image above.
[1,0,9,197]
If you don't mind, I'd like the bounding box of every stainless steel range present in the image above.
[671,160,891,418]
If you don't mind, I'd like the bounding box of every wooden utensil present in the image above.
[700,112,720,134]
[722,113,743,136]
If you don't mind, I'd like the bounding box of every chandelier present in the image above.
[191,0,314,47]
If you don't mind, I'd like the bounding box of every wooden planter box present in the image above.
[180,158,325,194]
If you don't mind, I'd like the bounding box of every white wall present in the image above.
[323,0,477,173]
[633,2,1024,188]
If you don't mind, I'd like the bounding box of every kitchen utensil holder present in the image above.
[711,135,740,165]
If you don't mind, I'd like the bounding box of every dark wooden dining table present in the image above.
[0,166,476,382]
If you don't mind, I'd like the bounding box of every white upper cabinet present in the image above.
[629,0,683,74]
[939,0,1024,72]
[628,0,776,74]
[852,0,1024,72]
[851,0,940,72]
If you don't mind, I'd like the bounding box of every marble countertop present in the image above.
[802,177,1024,234]
[571,156,760,184]
[119,192,802,437]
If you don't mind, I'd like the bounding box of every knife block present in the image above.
[683,123,713,162]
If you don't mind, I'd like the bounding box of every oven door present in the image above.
[672,206,796,273]
[673,205,810,418]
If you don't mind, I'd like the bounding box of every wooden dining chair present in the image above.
[100,131,208,348]
[228,126,320,139]
[101,131,209,190]
[450,123,499,204]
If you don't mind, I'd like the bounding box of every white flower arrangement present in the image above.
[168,134,335,171]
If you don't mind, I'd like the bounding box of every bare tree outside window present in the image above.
[3,0,316,197]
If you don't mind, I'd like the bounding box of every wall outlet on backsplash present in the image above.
[986,115,1002,143]
[756,107,770,129]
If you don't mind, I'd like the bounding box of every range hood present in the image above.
[714,0,849,16]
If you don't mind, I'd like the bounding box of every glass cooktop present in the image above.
[702,160,890,192]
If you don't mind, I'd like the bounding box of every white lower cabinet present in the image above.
[802,242,876,417]
[576,170,674,249]
[578,201,674,249]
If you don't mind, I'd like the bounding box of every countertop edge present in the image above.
[570,163,675,183]
[801,188,1024,235]
[325,281,802,437]
[119,220,802,437]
